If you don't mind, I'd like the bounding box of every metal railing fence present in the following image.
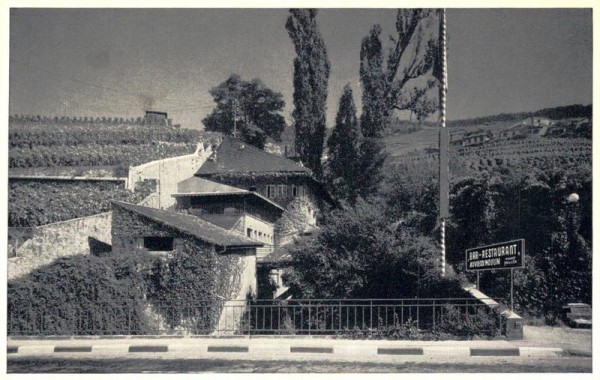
[8,298,505,337]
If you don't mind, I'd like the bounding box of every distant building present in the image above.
[454,129,493,147]
[144,110,169,126]
[499,123,548,140]
[522,116,554,127]
[545,124,568,137]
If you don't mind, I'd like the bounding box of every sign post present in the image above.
[466,239,525,310]
[511,268,514,311]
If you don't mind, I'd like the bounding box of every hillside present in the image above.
[8,117,219,227]
[8,118,220,171]
[447,104,591,128]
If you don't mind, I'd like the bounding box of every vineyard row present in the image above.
[9,143,197,168]
[8,180,156,227]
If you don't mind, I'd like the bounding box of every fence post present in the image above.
[370,300,373,330]
[432,300,436,330]
[339,301,342,332]
[416,301,420,330]
[308,301,311,335]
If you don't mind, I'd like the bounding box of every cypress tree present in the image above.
[325,84,362,203]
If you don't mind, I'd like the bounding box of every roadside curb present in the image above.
[7,341,579,359]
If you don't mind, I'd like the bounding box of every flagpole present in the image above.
[438,9,449,276]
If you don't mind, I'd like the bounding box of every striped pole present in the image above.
[438,9,449,277]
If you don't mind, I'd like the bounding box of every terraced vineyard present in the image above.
[8,122,221,168]
[8,120,219,226]
[8,180,156,227]
[393,137,592,178]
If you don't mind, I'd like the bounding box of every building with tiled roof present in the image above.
[112,201,263,250]
[499,123,548,140]
[194,136,331,210]
[196,136,313,178]
[111,200,262,319]
[450,129,493,147]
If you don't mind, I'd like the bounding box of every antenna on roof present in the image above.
[232,98,239,139]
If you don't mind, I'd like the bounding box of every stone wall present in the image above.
[127,143,214,210]
[8,212,112,280]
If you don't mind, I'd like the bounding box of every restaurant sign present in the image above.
[466,239,525,272]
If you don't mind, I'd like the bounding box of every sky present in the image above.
[9,8,593,129]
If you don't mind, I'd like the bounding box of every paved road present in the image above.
[7,325,592,373]
[7,356,592,373]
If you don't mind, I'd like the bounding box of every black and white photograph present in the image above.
[4,3,595,374]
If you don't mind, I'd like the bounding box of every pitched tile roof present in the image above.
[197,213,244,230]
[177,177,247,194]
[112,201,263,249]
[196,136,313,177]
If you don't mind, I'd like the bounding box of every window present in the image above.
[267,185,277,199]
[292,185,298,197]
[143,236,174,251]
[278,185,287,198]
[247,228,253,238]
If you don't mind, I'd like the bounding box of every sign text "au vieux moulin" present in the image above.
[466,239,525,271]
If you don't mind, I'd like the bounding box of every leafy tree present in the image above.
[358,9,439,197]
[324,85,363,203]
[286,9,331,177]
[283,198,465,299]
[202,74,286,149]
[360,9,439,135]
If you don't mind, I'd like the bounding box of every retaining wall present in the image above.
[8,140,214,280]
[8,212,112,280]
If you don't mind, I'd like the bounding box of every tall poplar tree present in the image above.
[286,9,330,178]
[325,84,362,203]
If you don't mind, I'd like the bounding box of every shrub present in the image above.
[433,305,501,338]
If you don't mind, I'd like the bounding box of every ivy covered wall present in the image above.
[111,205,256,333]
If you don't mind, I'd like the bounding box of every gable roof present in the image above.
[112,201,263,249]
[196,136,313,177]
[197,214,244,230]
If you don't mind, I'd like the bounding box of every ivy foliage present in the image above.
[8,253,154,335]
[8,241,246,335]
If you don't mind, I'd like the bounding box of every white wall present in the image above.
[127,143,213,209]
